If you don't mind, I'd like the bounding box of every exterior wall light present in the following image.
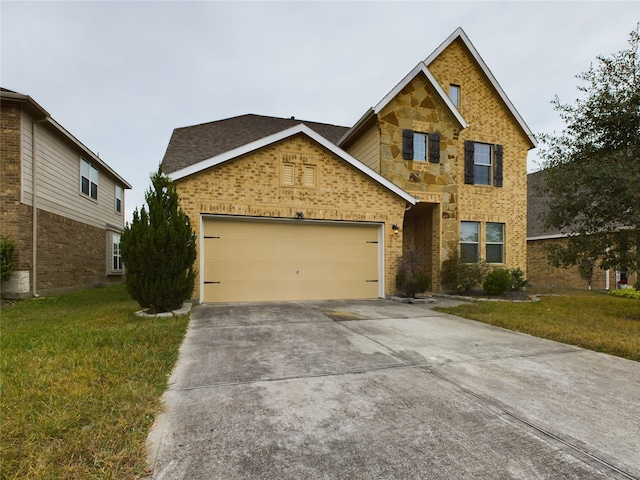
[392,224,399,235]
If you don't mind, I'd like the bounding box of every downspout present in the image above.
[31,117,48,297]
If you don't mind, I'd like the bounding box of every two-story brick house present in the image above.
[160,28,536,303]
[0,88,132,298]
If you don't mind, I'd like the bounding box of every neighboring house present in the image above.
[527,170,637,290]
[0,88,132,298]
[160,28,536,303]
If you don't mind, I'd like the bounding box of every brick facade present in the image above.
[528,238,638,290]
[174,134,408,300]
[1,97,127,298]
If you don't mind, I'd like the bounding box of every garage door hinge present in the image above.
[204,236,220,239]
[204,281,221,284]
[366,280,378,283]
[366,241,378,244]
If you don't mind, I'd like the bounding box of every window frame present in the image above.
[460,221,480,263]
[413,132,428,162]
[81,158,99,200]
[115,185,123,214]
[473,143,492,186]
[486,222,505,264]
[449,84,461,107]
[107,231,124,275]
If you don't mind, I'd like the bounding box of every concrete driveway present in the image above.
[147,299,640,479]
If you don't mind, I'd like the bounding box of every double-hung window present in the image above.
[81,159,98,199]
[486,223,505,263]
[115,185,123,213]
[112,233,123,272]
[464,141,503,187]
[403,129,440,163]
[460,221,479,263]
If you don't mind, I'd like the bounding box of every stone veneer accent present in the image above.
[173,134,409,300]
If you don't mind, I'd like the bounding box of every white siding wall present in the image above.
[20,112,125,230]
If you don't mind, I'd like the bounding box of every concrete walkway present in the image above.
[147,299,640,479]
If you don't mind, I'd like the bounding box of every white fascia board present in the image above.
[168,123,418,205]
[373,62,468,130]
[45,117,133,189]
[426,27,537,148]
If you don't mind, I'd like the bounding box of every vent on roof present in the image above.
[290,116,295,120]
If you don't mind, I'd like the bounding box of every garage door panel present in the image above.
[203,218,381,302]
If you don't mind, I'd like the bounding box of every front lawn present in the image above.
[0,285,189,479]
[437,290,640,362]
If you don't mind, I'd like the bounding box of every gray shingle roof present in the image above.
[161,114,350,174]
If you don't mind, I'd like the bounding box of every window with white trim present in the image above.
[486,223,505,263]
[460,221,479,263]
[115,185,123,213]
[449,84,460,107]
[402,129,440,163]
[413,132,428,161]
[81,158,98,199]
[112,233,123,272]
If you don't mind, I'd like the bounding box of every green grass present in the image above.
[437,290,640,362]
[0,285,189,479]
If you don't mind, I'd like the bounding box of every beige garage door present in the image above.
[203,217,381,302]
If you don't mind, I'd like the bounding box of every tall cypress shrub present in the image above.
[121,167,196,313]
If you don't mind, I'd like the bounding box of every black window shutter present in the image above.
[464,141,475,184]
[429,133,440,163]
[494,144,503,187]
[402,129,414,160]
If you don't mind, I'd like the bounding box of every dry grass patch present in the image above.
[437,290,640,362]
[0,285,189,479]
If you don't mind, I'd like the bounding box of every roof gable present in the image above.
[161,114,349,175]
[425,28,537,148]
[0,88,132,188]
[374,62,468,128]
[167,123,417,205]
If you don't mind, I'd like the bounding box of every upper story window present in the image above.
[413,133,428,161]
[449,84,460,107]
[464,141,503,187]
[115,185,123,213]
[402,130,440,163]
[81,158,98,200]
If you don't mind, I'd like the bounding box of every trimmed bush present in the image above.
[0,236,16,282]
[483,268,513,295]
[441,249,488,293]
[609,288,640,300]
[509,268,530,291]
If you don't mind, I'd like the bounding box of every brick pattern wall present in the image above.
[174,134,408,300]
[35,209,120,294]
[1,106,33,273]
[528,238,637,290]
[428,38,531,273]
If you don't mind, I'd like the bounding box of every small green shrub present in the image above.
[0,236,16,281]
[441,249,488,293]
[509,268,530,291]
[483,268,513,295]
[396,249,431,297]
[609,288,640,300]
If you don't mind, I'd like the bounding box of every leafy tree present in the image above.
[536,26,640,275]
[121,167,196,313]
